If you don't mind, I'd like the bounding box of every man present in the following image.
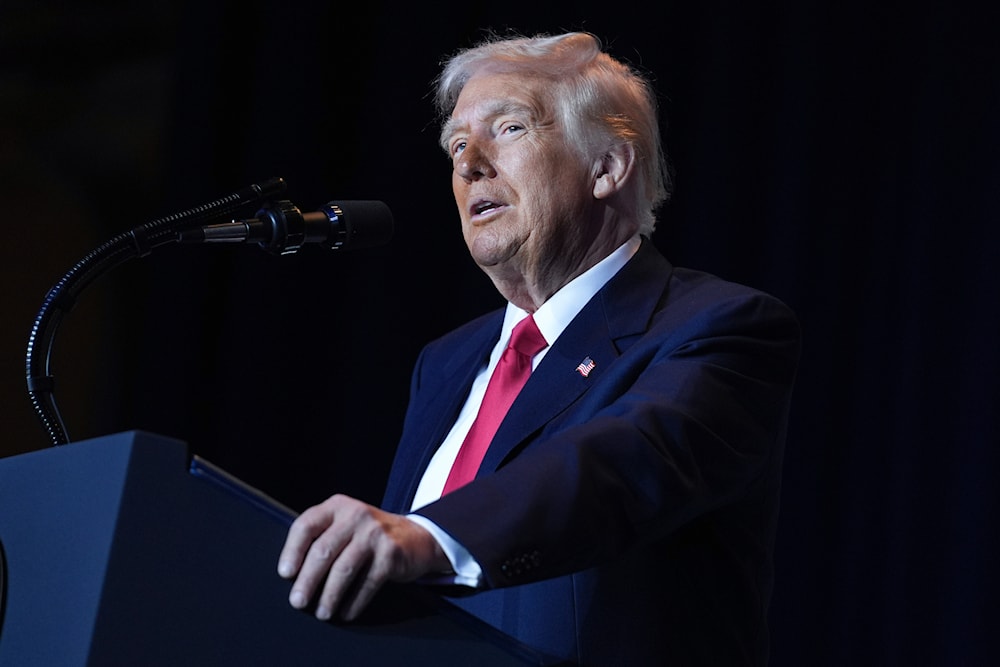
[278,32,801,665]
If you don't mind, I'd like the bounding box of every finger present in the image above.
[277,505,332,579]
[290,530,349,613]
[340,558,388,622]
[334,522,399,621]
[313,539,371,621]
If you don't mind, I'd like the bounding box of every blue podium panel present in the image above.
[0,431,563,666]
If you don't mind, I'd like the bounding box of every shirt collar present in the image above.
[502,234,641,346]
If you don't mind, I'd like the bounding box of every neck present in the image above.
[487,227,637,312]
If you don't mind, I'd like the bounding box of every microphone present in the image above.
[179,199,393,254]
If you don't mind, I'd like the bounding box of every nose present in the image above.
[454,141,496,181]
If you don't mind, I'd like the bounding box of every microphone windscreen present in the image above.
[332,200,394,250]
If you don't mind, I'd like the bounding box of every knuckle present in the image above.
[309,535,338,562]
[331,560,355,578]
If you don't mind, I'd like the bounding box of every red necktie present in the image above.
[442,315,548,494]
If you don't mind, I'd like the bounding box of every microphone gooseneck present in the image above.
[27,179,394,447]
[26,178,288,446]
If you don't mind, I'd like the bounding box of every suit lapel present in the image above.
[422,319,500,452]
[478,240,673,476]
[384,311,502,510]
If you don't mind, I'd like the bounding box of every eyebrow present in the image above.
[440,99,535,149]
[439,118,462,150]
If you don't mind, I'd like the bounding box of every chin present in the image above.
[467,236,500,263]
[471,251,503,269]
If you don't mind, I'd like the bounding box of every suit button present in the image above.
[501,550,542,578]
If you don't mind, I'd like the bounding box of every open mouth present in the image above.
[471,199,505,218]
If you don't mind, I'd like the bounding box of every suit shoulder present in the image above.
[655,268,801,351]
[669,267,797,317]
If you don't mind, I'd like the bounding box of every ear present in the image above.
[592,143,636,200]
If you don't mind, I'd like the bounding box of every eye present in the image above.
[451,140,467,157]
[500,123,524,136]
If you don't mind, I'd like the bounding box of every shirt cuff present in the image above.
[405,513,483,588]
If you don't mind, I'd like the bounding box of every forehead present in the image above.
[446,71,554,131]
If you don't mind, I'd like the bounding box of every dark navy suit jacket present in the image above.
[382,240,801,666]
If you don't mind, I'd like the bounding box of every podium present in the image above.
[0,431,563,666]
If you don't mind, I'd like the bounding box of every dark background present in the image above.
[2,1,996,664]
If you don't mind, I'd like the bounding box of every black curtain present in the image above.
[2,1,996,664]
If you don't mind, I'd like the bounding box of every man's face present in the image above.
[443,71,604,298]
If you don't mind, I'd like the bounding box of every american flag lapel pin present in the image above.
[575,356,596,377]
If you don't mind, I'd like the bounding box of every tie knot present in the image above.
[509,315,548,358]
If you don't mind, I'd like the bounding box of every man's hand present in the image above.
[277,494,451,621]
